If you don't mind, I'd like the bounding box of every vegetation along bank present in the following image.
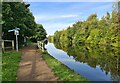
[40,50,90,81]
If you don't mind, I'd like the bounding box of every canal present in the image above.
[45,42,120,81]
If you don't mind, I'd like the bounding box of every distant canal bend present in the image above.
[45,42,120,81]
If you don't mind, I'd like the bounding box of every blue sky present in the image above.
[28,2,113,36]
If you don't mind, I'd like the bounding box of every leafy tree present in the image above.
[2,2,47,48]
[2,2,37,46]
[34,24,47,41]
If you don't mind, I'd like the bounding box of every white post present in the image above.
[16,34,18,51]
[12,40,14,50]
[8,28,20,52]
[2,40,4,51]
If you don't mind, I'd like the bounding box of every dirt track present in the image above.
[17,44,57,81]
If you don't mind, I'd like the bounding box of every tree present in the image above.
[2,2,37,46]
[35,24,47,41]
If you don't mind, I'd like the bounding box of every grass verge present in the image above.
[0,52,2,82]
[2,52,21,81]
[41,50,90,81]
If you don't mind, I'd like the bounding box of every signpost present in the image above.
[8,28,20,52]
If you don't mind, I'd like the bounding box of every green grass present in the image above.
[0,52,2,82]
[41,50,90,81]
[2,52,21,81]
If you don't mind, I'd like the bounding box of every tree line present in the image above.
[2,2,47,47]
[49,10,120,47]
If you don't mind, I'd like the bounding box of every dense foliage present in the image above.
[2,2,36,45]
[33,24,47,41]
[49,11,120,47]
[2,2,47,47]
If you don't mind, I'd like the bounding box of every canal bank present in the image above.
[40,50,89,81]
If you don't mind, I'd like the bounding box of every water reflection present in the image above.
[51,41,120,81]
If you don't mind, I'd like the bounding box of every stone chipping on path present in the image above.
[17,44,57,81]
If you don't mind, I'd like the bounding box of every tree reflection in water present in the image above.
[51,40,120,81]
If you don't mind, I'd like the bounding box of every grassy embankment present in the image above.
[2,52,21,81]
[40,50,90,81]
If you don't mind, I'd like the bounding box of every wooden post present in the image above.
[41,42,44,52]
[39,41,40,48]
[37,41,41,49]
[2,40,4,51]
[12,40,14,50]
[37,41,39,48]
[40,42,42,48]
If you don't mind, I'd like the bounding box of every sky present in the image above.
[27,2,113,36]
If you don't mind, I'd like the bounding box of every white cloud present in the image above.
[42,22,74,36]
[33,13,79,35]
[60,15,78,18]
[34,14,79,23]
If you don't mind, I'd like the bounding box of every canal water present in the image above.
[45,42,120,81]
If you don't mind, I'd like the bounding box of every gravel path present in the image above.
[17,44,57,81]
